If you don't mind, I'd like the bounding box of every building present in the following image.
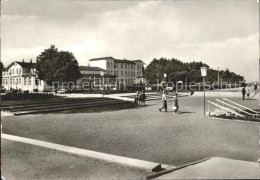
[2,60,50,92]
[89,56,144,86]
[77,66,117,90]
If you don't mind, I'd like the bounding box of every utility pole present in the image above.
[218,67,220,89]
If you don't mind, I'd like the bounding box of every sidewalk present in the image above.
[155,157,259,179]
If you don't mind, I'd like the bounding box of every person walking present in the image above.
[141,89,146,105]
[173,93,179,113]
[134,91,139,105]
[242,87,246,100]
[159,91,167,112]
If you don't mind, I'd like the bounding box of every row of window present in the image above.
[107,62,137,69]
[2,78,41,86]
[137,65,142,70]
[3,68,36,76]
[107,70,142,77]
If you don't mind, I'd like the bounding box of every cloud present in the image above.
[1,0,259,82]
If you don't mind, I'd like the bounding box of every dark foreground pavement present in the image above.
[1,139,151,180]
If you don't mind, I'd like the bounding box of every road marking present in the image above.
[2,134,174,171]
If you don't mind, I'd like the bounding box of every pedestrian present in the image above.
[173,93,179,113]
[134,91,139,105]
[159,91,167,112]
[247,89,250,99]
[141,89,146,105]
[242,87,246,100]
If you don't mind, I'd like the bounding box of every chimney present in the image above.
[30,59,32,63]
[22,59,24,63]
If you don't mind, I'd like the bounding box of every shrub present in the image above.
[2,92,55,101]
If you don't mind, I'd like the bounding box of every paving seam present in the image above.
[2,134,174,172]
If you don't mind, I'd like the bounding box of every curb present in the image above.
[2,134,174,172]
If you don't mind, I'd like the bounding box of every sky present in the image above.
[1,0,259,82]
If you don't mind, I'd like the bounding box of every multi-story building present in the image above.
[89,56,144,85]
[78,66,116,90]
[2,60,50,92]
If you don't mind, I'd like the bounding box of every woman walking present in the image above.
[173,93,179,113]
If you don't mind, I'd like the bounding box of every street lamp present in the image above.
[163,73,167,90]
[200,66,208,116]
[100,71,105,98]
[163,73,167,80]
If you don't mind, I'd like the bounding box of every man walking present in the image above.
[159,91,167,112]
[242,87,246,100]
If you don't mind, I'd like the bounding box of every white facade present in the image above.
[2,61,50,92]
[89,57,143,85]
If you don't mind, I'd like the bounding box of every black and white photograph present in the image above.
[1,0,259,179]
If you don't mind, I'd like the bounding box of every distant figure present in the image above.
[254,83,257,90]
[134,91,139,105]
[242,87,246,100]
[247,89,250,99]
[159,91,167,112]
[140,89,146,105]
[173,93,179,113]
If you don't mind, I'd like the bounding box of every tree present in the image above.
[36,45,82,86]
[145,57,244,84]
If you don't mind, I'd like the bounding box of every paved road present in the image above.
[1,139,151,180]
[2,95,260,178]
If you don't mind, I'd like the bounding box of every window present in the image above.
[121,63,123,68]
[29,77,31,85]
[19,78,21,84]
[24,78,27,85]
[107,62,109,67]
[121,71,123,76]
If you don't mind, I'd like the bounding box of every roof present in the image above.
[90,56,143,64]
[79,66,105,71]
[89,56,114,61]
[6,61,36,69]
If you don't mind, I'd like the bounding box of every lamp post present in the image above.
[35,71,39,92]
[100,71,105,98]
[163,73,167,90]
[200,66,208,116]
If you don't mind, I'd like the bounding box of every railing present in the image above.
[207,100,244,117]
[222,98,259,114]
[215,99,258,118]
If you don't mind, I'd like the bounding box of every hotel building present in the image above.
[89,56,144,85]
